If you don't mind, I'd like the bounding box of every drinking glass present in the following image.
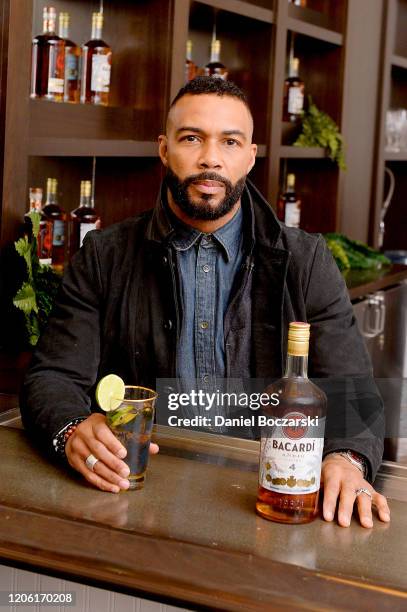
[107,386,157,490]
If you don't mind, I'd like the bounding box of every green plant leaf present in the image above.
[27,211,41,238]
[13,282,38,315]
[14,236,33,280]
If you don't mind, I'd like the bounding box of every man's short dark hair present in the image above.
[170,76,251,114]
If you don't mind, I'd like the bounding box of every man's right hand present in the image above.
[65,413,159,493]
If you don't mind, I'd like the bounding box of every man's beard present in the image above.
[166,168,247,221]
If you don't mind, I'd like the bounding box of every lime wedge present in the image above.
[96,374,125,412]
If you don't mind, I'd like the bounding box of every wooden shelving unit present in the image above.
[371,0,407,250]
[0,1,391,265]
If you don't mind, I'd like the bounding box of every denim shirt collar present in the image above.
[168,204,243,263]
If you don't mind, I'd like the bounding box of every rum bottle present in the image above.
[205,40,228,80]
[277,174,301,228]
[69,180,101,255]
[80,12,112,106]
[185,40,197,83]
[283,57,305,122]
[43,178,66,271]
[24,187,53,265]
[31,6,65,101]
[59,12,80,103]
[256,322,327,524]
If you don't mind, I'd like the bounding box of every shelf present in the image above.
[384,151,407,162]
[288,4,343,35]
[28,139,159,157]
[279,146,326,159]
[392,55,407,70]
[287,16,343,46]
[29,99,160,143]
[195,0,274,23]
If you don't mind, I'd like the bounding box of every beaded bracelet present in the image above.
[52,417,88,457]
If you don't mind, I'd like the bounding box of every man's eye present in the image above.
[225,139,238,146]
[182,135,199,142]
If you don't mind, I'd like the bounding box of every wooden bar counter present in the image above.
[0,421,406,611]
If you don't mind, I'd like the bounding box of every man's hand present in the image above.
[65,413,159,493]
[321,454,390,528]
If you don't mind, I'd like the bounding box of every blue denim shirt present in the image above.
[168,205,245,388]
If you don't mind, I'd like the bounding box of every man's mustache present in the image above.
[182,172,231,189]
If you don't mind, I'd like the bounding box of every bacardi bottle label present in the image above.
[285,201,301,228]
[48,77,64,94]
[91,54,111,92]
[80,222,97,247]
[52,220,65,246]
[260,413,325,495]
[65,53,79,80]
[288,86,304,115]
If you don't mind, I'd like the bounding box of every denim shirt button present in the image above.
[202,264,210,273]
[202,374,209,383]
[200,321,209,329]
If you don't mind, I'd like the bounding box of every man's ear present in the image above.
[247,143,257,174]
[158,135,168,167]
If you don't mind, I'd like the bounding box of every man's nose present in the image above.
[197,142,222,169]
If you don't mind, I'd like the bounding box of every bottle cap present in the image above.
[44,7,57,20]
[93,12,104,28]
[84,181,92,197]
[287,174,296,188]
[287,321,310,356]
[292,57,300,70]
[186,40,192,53]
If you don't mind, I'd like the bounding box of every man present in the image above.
[21,77,390,528]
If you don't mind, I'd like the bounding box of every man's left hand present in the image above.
[321,454,391,528]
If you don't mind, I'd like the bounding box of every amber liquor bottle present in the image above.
[283,57,305,122]
[256,322,327,524]
[277,174,301,228]
[59,12,80,103]
[185,40,197,83]
[205,39,228,80]
[31,6,65,101]
[69,180,101,255]
[24,187,53,265]
[80,12,112,105]
[43,178,66,271]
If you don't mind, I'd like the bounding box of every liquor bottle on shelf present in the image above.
[277,173,302,228]
[30,6,65,101]
[24,187,53,265]
[283,57,305,122]
[69,180,101,255]
[43,178,66,271]
[59,12,80,103]
[205,39,228,80]
[80,12,112,106]
[185,40,197,83]
[256,322,327,524]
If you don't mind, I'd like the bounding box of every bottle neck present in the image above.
[92,23,103,40]
[289,64,299,78]
[284,353,308,378]
[46,191,57,206]
[80,194,93,208]
[59,23,69,39]
[210,47,220,63]
[43,17,56,35]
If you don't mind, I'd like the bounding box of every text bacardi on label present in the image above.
[256,322,327,524]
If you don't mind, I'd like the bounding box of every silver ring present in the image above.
[355,487,372,500]
[85,454,99,471]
